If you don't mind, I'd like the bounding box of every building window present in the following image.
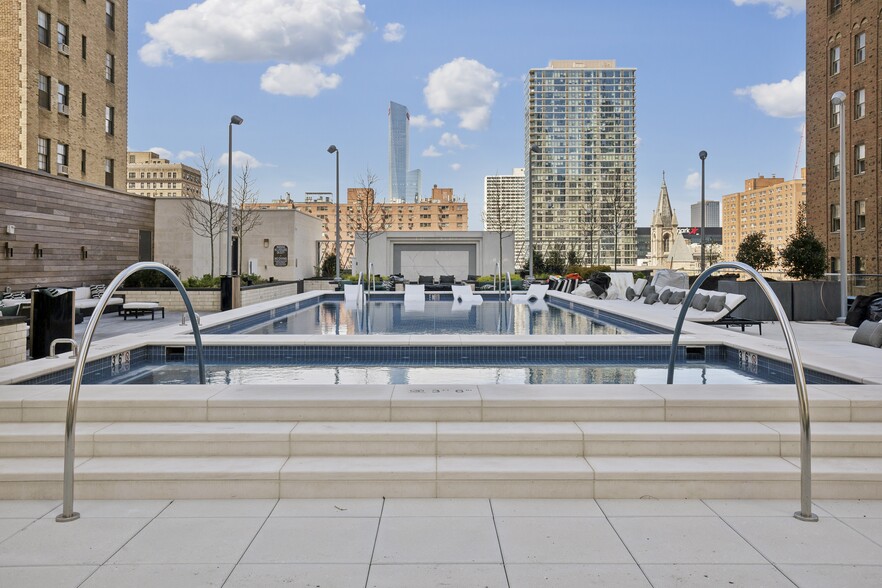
[855,143,866,174]
[57,22,69,53]
[831,256,839,273]
[830,101,841,127]
[37,138,49,172]
[830,46,840,75]
[830,203,841,233]
[37,10,50,46]
[38,73,50,110]
[855,32,866,64]
[105,53,114,82]
[81,35,87,59]
[57,82,69,115]
[81,149,86,174]
[855,200,866,230]
[105,1,115,31]
[830,0,842,13]
[105,158,114,188]
[81,92,86,117]
[105,105,114,135]
[56,143,68,174]
[854,88,866,119]
[829,150,840,179]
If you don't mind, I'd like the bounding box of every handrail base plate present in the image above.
[56,512,80,522]
[794,511,819,522]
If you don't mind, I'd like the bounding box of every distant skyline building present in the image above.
[484,168,526,263]
[388,101,409,201]
[525,60,636,267]
[691,200,720,228]
[126,151,201,199]
[406,169,422,202]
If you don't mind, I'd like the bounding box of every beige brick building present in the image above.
[807,0,879,276]
[126,151,201,198]
[0,0,127,189]
[721,169,806,265]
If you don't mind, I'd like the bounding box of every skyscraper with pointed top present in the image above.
[388,101,410,201]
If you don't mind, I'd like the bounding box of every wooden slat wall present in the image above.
[0,163,155,290]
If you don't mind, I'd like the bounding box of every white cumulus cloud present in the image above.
[282,181,297,189]
[178,150,198,160]
[139,0,368,97]
[410,114,444,129]
[219,150,270,169]
[731,0,804,18]
[735,70,805,118]
[450,163,461,171]
[424,57,500,131]
[685,172,701,191]
[148,147,174,160]
[261,64,342,97]
[383,22,405,42]
[422,145,442,157]
[439,132,465,149]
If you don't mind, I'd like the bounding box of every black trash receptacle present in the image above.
[29,288,75,359]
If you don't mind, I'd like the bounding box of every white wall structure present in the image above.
[154,198,322,281]
[353,231,515,280]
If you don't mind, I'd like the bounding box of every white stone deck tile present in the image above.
[438,421,582,440]
[0,421,109,441]
[0,499,59,518]
[241,517,378,564]
[290,421,434,440]
[495,517,633,564]
[407,335,463,345]
[0,517,151,565]
[372,516,502,564]
[108,517,265,564]
[305,335,412,346]
[784,457,882,480]
[0,457,88,481]
[271,498,383,517]
[280,456,435,480]
[0,518,31,542]
[207,384,393,406]
[159,499,277,518]
[813,499,882,518]
[609,516,767,564]
[437,457,593,480]
[27,384,226,405]
[81,564,232,588]
[588,456,799,480]
[490,498,604,517]
[93,422,296,442]
[579,421,779,440]
[0,566,97,588]
[367,563,508,587]
[838,516,882,546]
[645,383,848,406]
[73,457,286,480]
[45,500,170,519]
[226,563,368,588]
[597,498,714,517]
[778,564,882,588]
[723,516,882,564]
[703,499,831,518]
[640,564,795,588]
[763,421,882,439]
[391,385,480,407]
[506,564,651,588]
[478,384,663,405]
[382,498,491,517]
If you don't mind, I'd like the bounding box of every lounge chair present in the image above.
[648,286,751,329]
[511,284,549,304]
[403,284,425,312]
[343,284,363,304]
[451,284,483,305]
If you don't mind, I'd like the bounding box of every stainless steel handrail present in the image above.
[665,261,817,522]
[505,271,513,303]
[56,262,207,523]
[49,338,79,359]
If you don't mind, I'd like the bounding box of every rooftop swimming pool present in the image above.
[20,345,857,386]
[203,294,666,336]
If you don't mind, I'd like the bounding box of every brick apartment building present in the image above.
[807,0,879,276]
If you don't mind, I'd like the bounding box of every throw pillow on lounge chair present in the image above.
[642,285,656,299]
[643,291,660,305]
[625,286,637,301]
[853,320,882,347]
[705,295,727,313]
[659,289,673,304]
[605,284,622,300]
[691,293,710,310]
[667,291,685,305]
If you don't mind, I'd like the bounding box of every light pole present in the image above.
[699,150,707,271]
[831,91,848,322]
[327,145,341,280]
[528,143,540,279]
[226,115,244,277]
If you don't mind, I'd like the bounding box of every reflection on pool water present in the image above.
[235,299,659,336]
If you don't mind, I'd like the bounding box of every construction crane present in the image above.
[793,121,806,179]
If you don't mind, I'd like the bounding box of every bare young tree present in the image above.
[232,161,262,275]
[350,169,387,278]
[182,148,227,276]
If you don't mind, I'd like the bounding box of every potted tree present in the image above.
[779,207,837,321]
[718,231,792,320]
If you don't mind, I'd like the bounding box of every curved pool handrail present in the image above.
[665,261,817,522]
[56,262,206,523]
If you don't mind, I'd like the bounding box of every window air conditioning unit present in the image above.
[58,103,69,116]
[58,165,69,176]
[59,43,70,56]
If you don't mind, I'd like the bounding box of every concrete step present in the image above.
[6,421,882,458]
[2,456,882,500]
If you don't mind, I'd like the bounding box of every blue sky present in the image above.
[128,0,806,228]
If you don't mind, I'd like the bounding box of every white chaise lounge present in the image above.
[511,284,549,304]
[451,285,483,305]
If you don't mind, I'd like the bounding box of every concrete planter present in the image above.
[792,280,840,321]
[717,280,793,321]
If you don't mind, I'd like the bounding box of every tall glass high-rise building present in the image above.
[388,101,410,201]
[406,169,422,202]
[525,60,637,267]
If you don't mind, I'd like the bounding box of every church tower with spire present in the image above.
[648,172,694,268]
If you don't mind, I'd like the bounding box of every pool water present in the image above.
[236,299,652,336]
